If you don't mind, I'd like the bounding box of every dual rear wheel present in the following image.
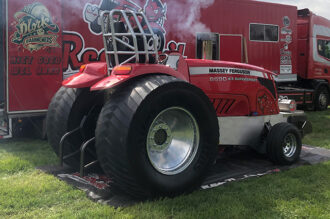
[47,75,219,198]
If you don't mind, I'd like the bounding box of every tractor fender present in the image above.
[91,64,189,91]
[63,63,108,88]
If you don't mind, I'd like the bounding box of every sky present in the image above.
[257,0,330,20]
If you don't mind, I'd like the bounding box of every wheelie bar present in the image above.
[59,128,98,177]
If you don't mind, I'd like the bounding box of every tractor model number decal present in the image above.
[209,76,257,82]
[11,2,60,52]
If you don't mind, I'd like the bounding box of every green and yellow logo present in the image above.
[11,2,60,52]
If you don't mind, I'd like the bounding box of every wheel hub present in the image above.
[283,133,297,158]
[148,123,172,152]
[146,107,200,175]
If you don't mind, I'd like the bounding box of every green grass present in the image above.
[303,109,330,149]
[0,109,329,218]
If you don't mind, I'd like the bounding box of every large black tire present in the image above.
[95,75,219,198]
[314,85,329,111]
[46,87,103,169]
[266,122,302,165]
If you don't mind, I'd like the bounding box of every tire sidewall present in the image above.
[268,123,302,164]
[127,82,218,194]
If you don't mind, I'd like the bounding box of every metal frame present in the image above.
[101,10,159,75]
[59,128,98,177]
[5,0,8,114]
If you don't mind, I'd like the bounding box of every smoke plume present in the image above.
[166,0,214,40]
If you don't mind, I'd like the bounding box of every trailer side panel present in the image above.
[6,0,63,114]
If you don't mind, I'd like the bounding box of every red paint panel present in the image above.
[220,35,242,62]
[7,0,62,112]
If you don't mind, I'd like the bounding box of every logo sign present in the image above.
[11,2,60,52]
[83,0,168,51]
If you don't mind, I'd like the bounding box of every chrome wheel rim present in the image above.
[146,107,200,175]
[283,133,297,158]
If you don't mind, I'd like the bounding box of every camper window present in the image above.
[250,23,279,42]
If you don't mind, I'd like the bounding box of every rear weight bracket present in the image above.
[59,129,98,177]
[80,137,98,177]
[59,127,81,166]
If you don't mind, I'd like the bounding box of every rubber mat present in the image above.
[38,145,330,207]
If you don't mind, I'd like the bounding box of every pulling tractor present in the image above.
[47,10,311,198]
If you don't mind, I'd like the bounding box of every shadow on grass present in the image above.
[0,138,58,174]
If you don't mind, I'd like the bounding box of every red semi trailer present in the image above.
[0,0,328,138]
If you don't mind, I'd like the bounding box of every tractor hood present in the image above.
[186,59,277,78]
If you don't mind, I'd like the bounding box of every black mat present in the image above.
[37,145,330,207]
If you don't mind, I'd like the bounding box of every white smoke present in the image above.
[167,0,214,40]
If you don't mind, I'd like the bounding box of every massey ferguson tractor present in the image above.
[46,10,311,198]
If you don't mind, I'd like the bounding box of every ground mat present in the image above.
[38,145,330,207]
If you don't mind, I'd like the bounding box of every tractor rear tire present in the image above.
[266,122,302,165]
[95,75,219,198]
[46,87,103,169]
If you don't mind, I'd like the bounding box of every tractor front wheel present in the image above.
[266,122,302,165]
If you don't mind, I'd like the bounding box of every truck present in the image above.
[0,0,328,139]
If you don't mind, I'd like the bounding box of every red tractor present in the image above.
[47,10,311,198]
